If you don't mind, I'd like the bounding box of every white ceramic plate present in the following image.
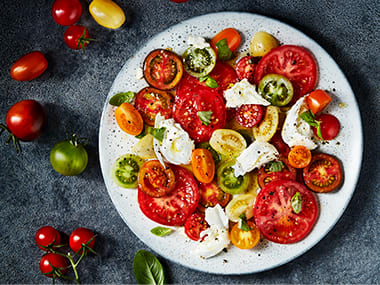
[99,12,363,274]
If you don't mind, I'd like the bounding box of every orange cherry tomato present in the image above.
[230,221,260,249]
[10,51,48,81]
[115,102,143,136]
[210,28,241,54]
[306,89,332,114]
[288,145,312,169]
[191,148,215,183]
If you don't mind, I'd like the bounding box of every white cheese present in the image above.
[187,35,210,49]
[224,78,271,108]
[281,97,317,150]
[205,204,229,229]
[233,140,279,177]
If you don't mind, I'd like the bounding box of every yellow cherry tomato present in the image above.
[230,221,260,249]
[89,0,126,29]
[250,31,279,57]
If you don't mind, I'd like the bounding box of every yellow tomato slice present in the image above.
[252,105,279,142]
[245,170,259,197]
[230,221,260,249]
[89,0,126,29]
[209,129,247,157]
[225,193,256,222]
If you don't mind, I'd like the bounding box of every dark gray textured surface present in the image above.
[0,0,379,283]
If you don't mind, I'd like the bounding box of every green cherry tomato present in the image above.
[182,46,216,78]
[112,154,144,188]
[50,135,88,176]
[217,160,250,194]
[258,74,294,106]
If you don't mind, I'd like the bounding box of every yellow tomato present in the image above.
[89,0,126,29]
[249,31,279,57]
[252,105,279,142]
[230,221,260,249]
[225,194,256,222]
[209,129,247,157]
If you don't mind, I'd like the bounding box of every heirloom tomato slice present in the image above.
[257,157,297,188]
[184,212,209,241]
[198,181,231,212]
[235,56,255,82]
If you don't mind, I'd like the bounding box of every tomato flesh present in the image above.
[236,104,264,128]
[235,56,255,82]
[115,103,144,136]
[288,145,312,169]
[257,157,297,188]
[270,131,290,157]
[230,221,260,249]
[198,181,231,212]
[306,89,332,114]
[184,212,208,241]
[211,28,241,53]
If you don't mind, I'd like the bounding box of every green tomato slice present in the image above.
[258,74,294,106]
[112,154,144,188]
[182,46,216,78]
[217,160,250,194]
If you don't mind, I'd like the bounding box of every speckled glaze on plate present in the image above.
[99,12,363,274]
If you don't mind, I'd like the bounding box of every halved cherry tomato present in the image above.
[288,145,312,169]
[306,89,332,114]
[135,87,173,126]
[254,180,318,244]
[144,49,183,90]
[235,56,255,82]
[138,160,176,197]
[210,28,241,53]
[236,104,264,128]
[303,153,342,193]
[115,103,143,136]
[191,149,215,183]
[225,193,256,222]
[217,160,250,194]
[209,129,246,156]
[230,221,260,249]
[10,51,48,81]
[313,114,340,140]
[258,157,297,188]
[182,46,216,78]
[270,131,290,157]
[184,212,208,241]
[258,74,294,106]
[252,105,279,142]
[198,181,231,212]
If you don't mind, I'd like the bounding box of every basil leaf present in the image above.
[291,192,302,214]
[268,161,284,172]
[300,110,324,139]
[147,127,166,141]
[205,77,218,88]
[109,91,136,106]
[215,38,233,61]
[150,227,173,237]
[238,213,252,231]
[133,250,165,285]
[197,111,213,126]
[199,76,208,82]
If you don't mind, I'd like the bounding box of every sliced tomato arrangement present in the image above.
[184,212,209,241]
[257,157,297,188]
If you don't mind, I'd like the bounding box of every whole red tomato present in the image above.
[5,100,46,141]
[69,227,96,254]
[35,226,61,251]
[313,114,340,140]
[52,0,82,26]
[10,51,48,81]
[40,253,68,277]
[64,25,93,51]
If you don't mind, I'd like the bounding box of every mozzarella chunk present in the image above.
[233,140,279,177]
[205,204,229,229]
[281,97,317,150]
[188,35,210,49]
[153,114,194,165]
[224,78,271,108]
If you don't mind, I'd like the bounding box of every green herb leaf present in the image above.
[199,76,208,82]
[133,250,165,285]
[291,192,302,214]
[205,77,218,88]
[150,227,173,237]
[238,213,252,231]
[268,161,284,172]
[300,110,324,140]
[109,91,136,106]
[215,38,233,61]
[197,111,213,126]
[147,127,166,141]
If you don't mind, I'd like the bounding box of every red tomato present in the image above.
[254,45,318,103]
[257,158,297,188]
[52,0,82,26]
[138,165,199,226]
[184,212,208,241]
[254,180,318,244]
[303,153,342,193]
[115,103,144,136]
[313,114,340,140]
[306,89,332,114]
[69,227,96,254]
[210,28,241,53]
[270,131,290,157]
[39,253,68,277]
[135,87,173,126]
[5,100,45,141]
[35,226,61,251]
[198,181,231,212]
[235,104,263,128]
[64,25,93,51]
[173,86,226,143]
[235,56,255,82]
[10,51,48,81]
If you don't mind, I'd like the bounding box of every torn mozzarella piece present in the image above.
[187,35,210,49]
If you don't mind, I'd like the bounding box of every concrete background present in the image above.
[0,0,379,283]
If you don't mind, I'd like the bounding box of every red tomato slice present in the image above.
[254,45,318,103]
[235,104,264,128]
[270,131,290,157]
[235,56,255,82]
[198,181,231,212]
[254,180,318,244]
[257,157,297,188]
[138,165,199,226]
[184,212,209,241]
[173,86,226,143]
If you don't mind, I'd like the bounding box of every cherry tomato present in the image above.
[191,149,215,183]
[257,157,297,188]
[113,154,144,188]
[249,31,279,57]
[211,28,241,53]
[303,153,342,193]
[10,51,48,81]
[35,226,61,251]
[40,253,68,278]
[313,114,340,140]
[254,180,318,244]
[138,160,176,197]
[198,181,231,212]
[306,89,332,114]
[89,0,126,29]
[64,25,93,51]
[5,100,45,141]
[288,145,312,169]
[235,104,264,128]
[143,49,183,90]
[69,227,96,254]
[52,0,82,26]
[115,103,144,136]
[184,212,208,241]
[235,56,255,82]
[230,221,260,249]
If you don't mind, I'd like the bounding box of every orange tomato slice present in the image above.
[210,28,241,53]
[115,102,144,136]
[306,89,332,114]
[191,148,215,183]
[288,145,312,169]
[230,221,260,249]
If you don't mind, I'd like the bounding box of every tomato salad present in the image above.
[109,28,343,258]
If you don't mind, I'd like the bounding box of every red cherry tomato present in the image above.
[210,28,241,53]
[5,100,46,141]
[39,253,68,278]
[184,212,208,241]
[198,181,231,212]
[52,0,82,26]
[35,226,61,251]
[313,114,340,140]
[235,104,264,128]
[236,56,255,82]
[10,51,48,81]
[64,25,93,51]
[69,227,96,254]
